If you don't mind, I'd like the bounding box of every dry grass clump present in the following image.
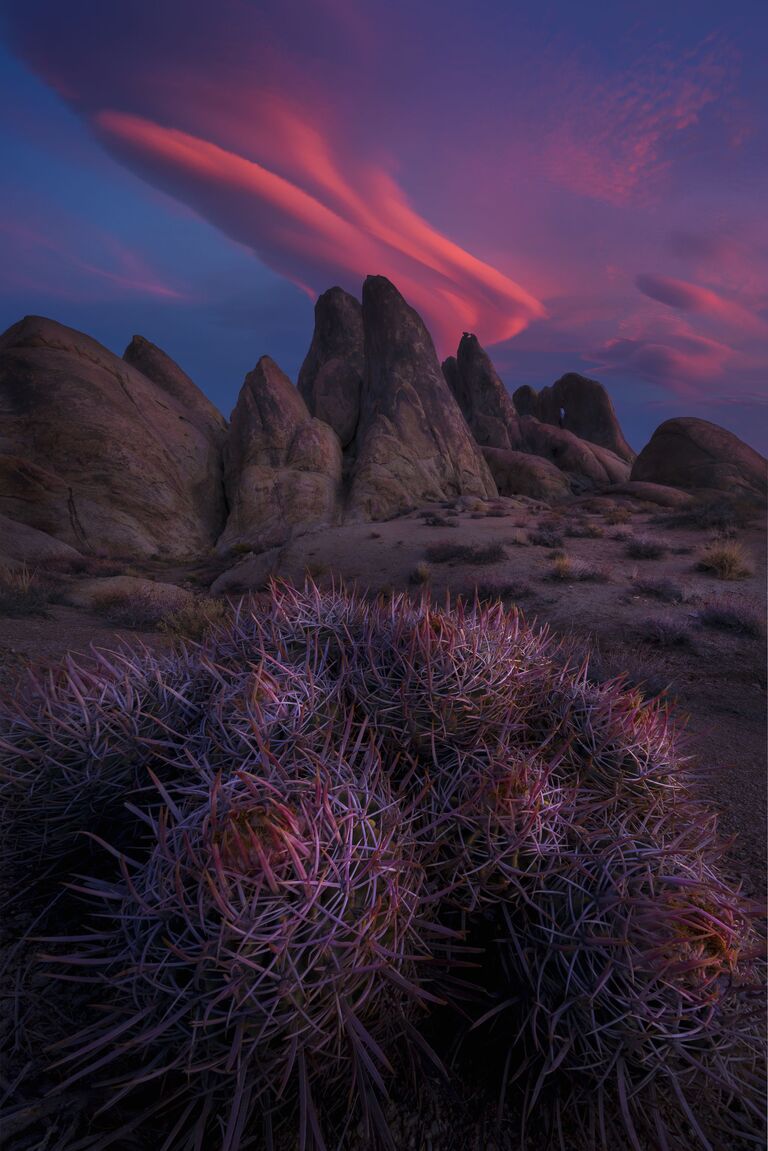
[91,585,190,630]
[420,512,457,528]
[409,561,432,585]
[626,536,667,559]
[637,615,695,648]
[565,520,604,538]
[654,498,754,533]
[505,529,530,546]
[472,579,533,602]
[604,505,632,525]
[0,564,52,617]
[159,596,232,641]
[631,576,691,604]
[425,541,506,565]
[528,526,563,548]
[697,596,764,637]
[548,553,609,582]
[696,541,754,580]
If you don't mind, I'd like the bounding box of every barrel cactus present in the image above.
[1,577,762,1150]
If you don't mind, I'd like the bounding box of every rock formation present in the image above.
[482,448,571,502]
[513,373,635,462]
[216,355,343,555]
[346,277,497,519]
[0,512,83,568]
[0,316,227,557]
[443,334,631,496]
[297,288,364,450]
[631,418,767,502]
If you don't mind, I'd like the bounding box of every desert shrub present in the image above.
[565,520,604,538]
[160,595,232,641]
[1,581,762,1150]
[528,527,563,548]
[604,505,632,525]
[653,499,753,533]
[425,542,506,565]
[421,512,457,527]
[697,596,765,637]
[625,536,667,559]
[91,585,189,629]
[610,527,632,542]
[548,554,609,582]
[631,576,690,604]
[696,541,754,580]
[637,615,694,648]
[472,579,532,602]
[409,561,432,585]
[505,529,529,546]
[0,564,52,617]
[368,530,382,538]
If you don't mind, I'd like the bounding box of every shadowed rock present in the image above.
[482,448,571,501]
[0,512,83,568]
[631,418,767,501]
[513,373,635,462]
[216,356,342,555]
[445,334,630,497]
[0,316,228,557]
[297,287,364,450]
[347,277,497,519]
[445,333,519,450]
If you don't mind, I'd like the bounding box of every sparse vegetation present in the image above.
[409,560,432,585]
[626,535,667,559]
[421,512,457,527]
[0,564,52,617]
[548,553,609,582]
[565,520,604,538]
[528,527,563,548]
[697,596,764,637]
[604,505,632,525]
[160,595,232,641]
[472,579,532,602]
[637,615,694,648]
[424,541,506,565]
[696,540,754,580]
[631,576,691,604]
[91,585,189,630]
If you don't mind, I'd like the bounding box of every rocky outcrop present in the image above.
[122,333,228,540]
[0,512,83,569]
[347,277,497,519]
[604,482,695,508]
[631,418,767,502]
[444,334,630,497]
[0,316,228,557]
[513,373,635,462]
[482,448,571,502]
[216,356,343,555]
[297,288,364,450]
[444,334,519,450]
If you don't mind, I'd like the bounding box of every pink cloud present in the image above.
[0,213,186,301]
[95,109,545,351]
[635,272,767,334]
[543,37,736,205]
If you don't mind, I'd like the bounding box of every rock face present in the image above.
[482,448,571,502]
[346,277,497,519]
[513,373,635,462]
[631,418,767,501]
[444,334,630,497]
[297,288,364,450]
[446,334,520,450]
[0,316,227,557]
[217,356,343,555]
[0,513,83,569]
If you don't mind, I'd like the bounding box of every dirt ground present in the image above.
[1,492,765,1149]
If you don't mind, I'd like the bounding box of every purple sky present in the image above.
[1,0,766,452]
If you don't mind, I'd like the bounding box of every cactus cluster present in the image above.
[1,579,763,1150]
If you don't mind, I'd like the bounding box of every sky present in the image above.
[1,0,766,453]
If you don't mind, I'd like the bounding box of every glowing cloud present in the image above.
[635,273,767,334]
[95,109,545,352]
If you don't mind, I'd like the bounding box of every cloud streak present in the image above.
[95,108,545,351]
